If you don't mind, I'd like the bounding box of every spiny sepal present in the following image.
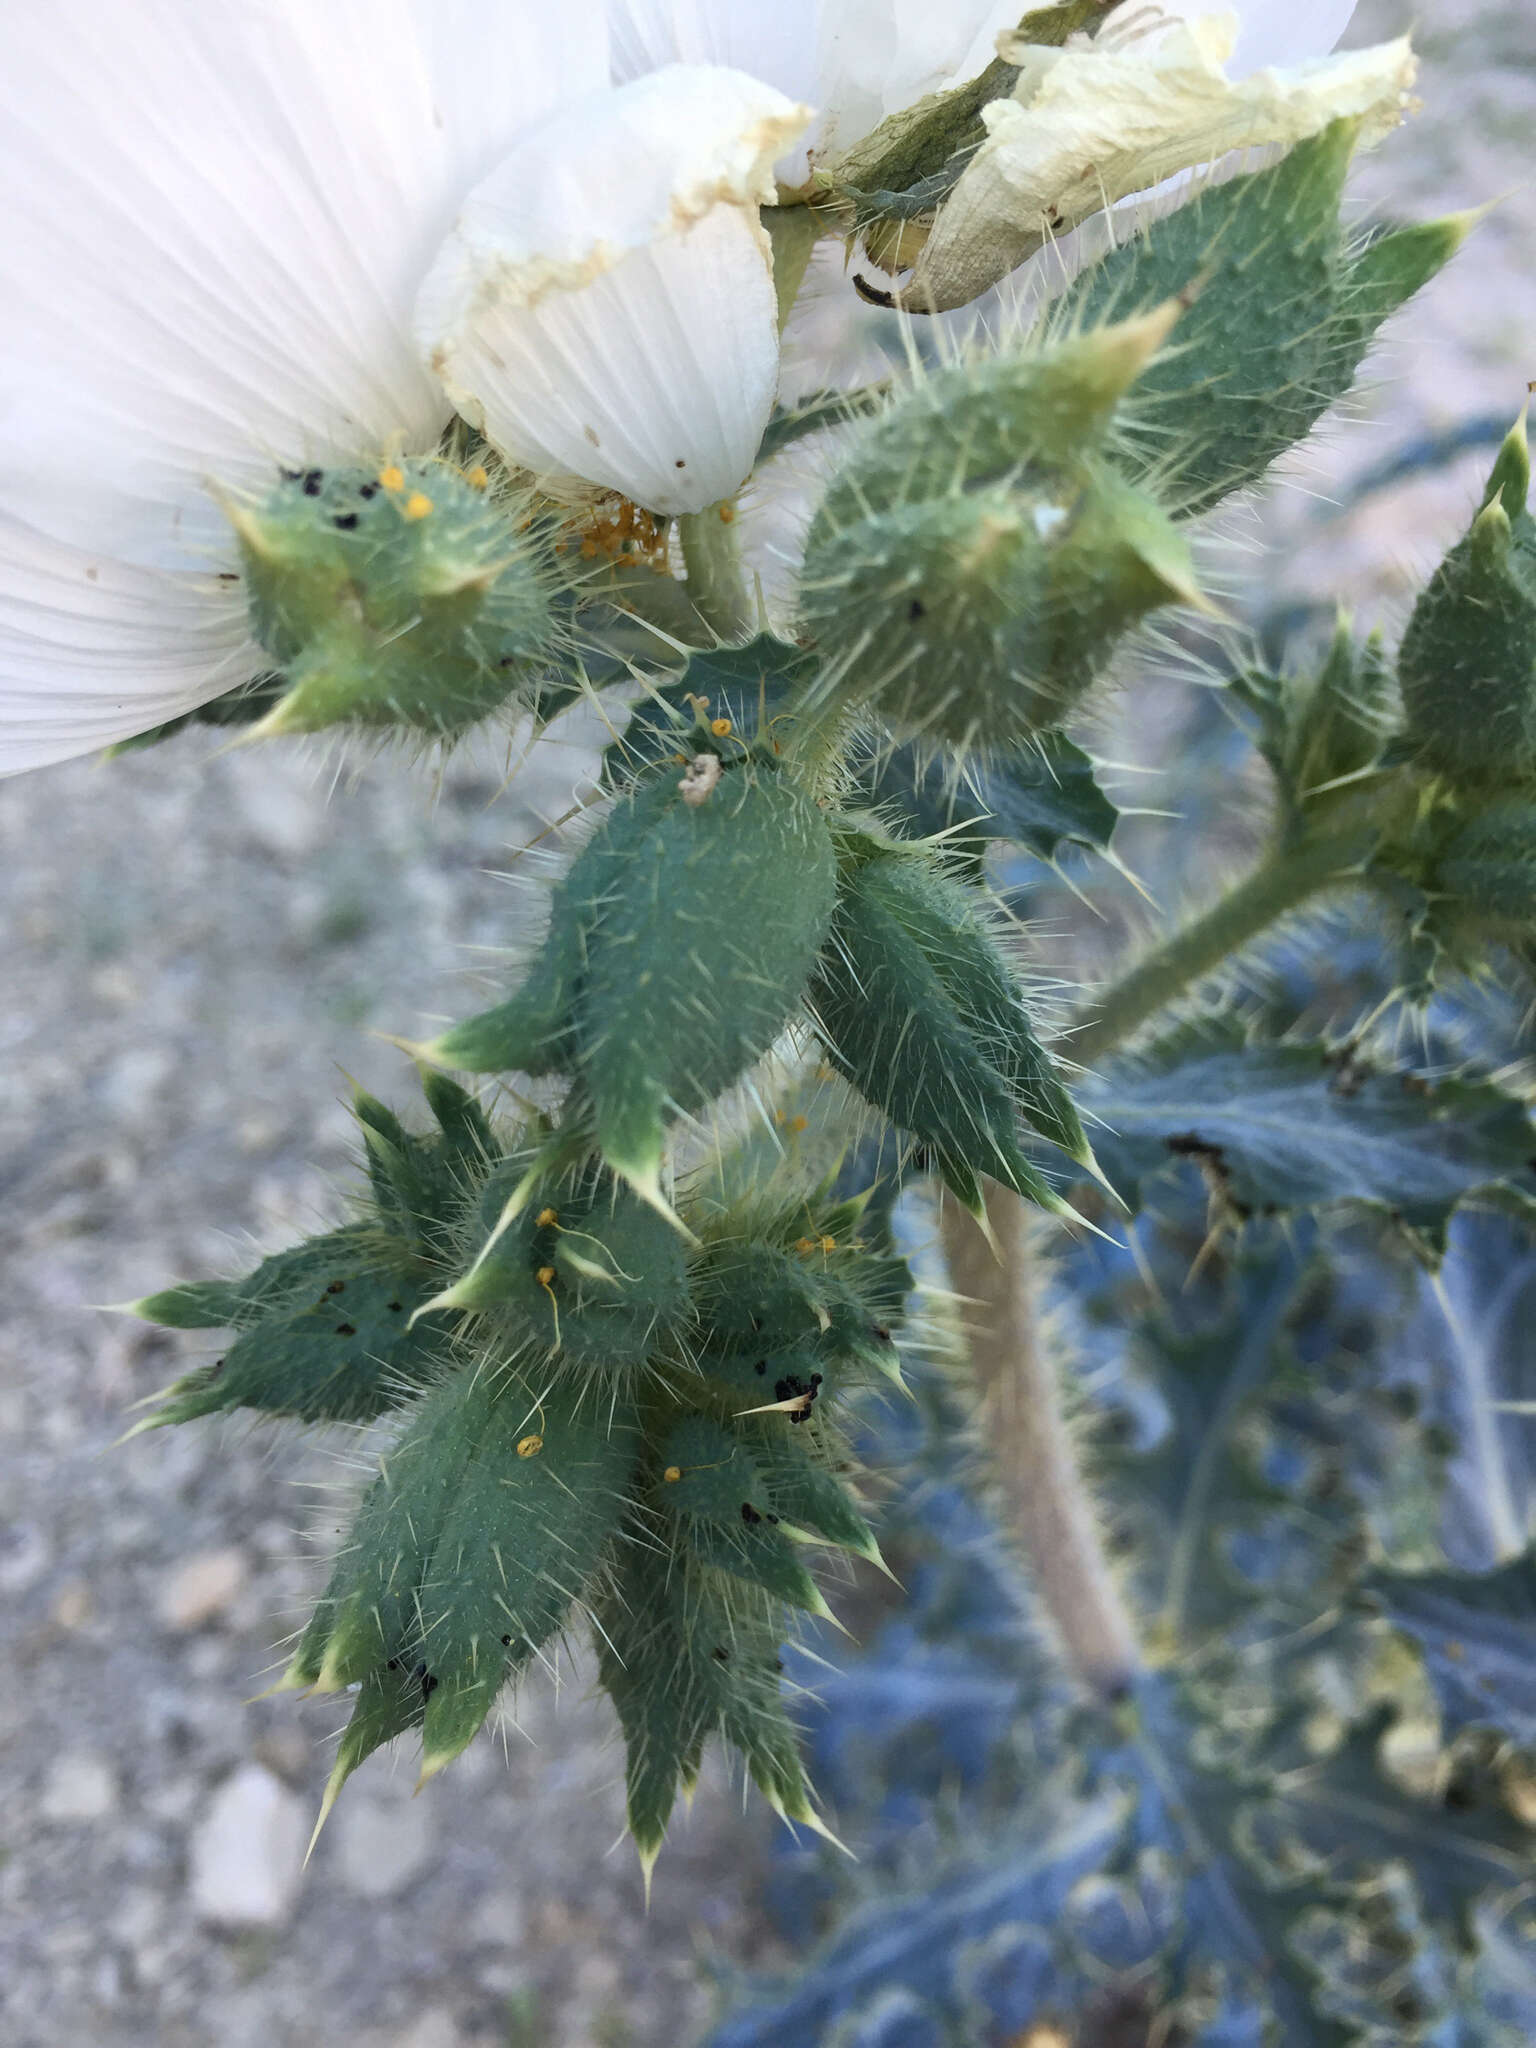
[1400,408,1536,794]
[1230,618,1399,832]
[424,1153,691,1371]
[223,457,559,738]
[809,834,1093,1215]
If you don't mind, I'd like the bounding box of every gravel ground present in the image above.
[3,7,1532,2045]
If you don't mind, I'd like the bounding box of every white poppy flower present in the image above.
[0,0,614,776]
[416,66,809,521]
[896,7,1414,311]
[606,0,1022,186]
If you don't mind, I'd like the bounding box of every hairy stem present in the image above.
[679,504,753,643]
[1064,830,1371,1068]
[946,831,1372,1695]
[941,1189,1141,1697]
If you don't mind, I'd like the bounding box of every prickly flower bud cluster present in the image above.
[133,1071,906,1867]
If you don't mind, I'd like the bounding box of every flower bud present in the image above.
[222,459,557,737]
[1401,412,1536,793]
[800,460,1202,744]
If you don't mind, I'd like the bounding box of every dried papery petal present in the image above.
[900,12,1415,312]
[416,66,810,517]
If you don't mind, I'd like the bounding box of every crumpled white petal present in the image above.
[0,0,606,775]
[607,0,1020,184]
[900,11,1416,312]
[417,66,810,518]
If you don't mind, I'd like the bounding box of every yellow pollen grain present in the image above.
[710,717,733,738]
[535,1208,559,1228]
[378,464,406,493]
[819,1235,837,1253]
[466,465,489,490]
[789,1115,809,1134]
[536,1266,556,1288]
[516,1434,544,1459]
[403,491,433,521]
[662,1465,682,1483]
[717,504,736,525]
[795,1237,816,1256]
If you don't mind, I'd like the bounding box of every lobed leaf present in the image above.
[1079,1019,1536,1250]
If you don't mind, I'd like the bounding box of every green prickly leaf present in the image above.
[1079,1019,1536,1253]
[131,1227,379,1332]
[1400,412,1536,794]
[293,1366,501,1691]
[867,845,1093,1167]
[689,1513,833,1616]
[425,770,681,1077]
[1362,1553,1536,1746]
[691,1240,837,1353]
[1059,121,1466,516]
[1232,619,1396,824]
[418,1376,639,1777]
[320,1664,427,1817]
[813,305,1180,512]
[696,1339,833,1423]
[595,1539,811,1863]
[147,1263,448,1428]
[578,764,838,1192]
[354,1084,497,1257]
[419,1070,499,1177]
[809,848,1078,1214]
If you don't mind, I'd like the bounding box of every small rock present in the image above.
[157,1546,249,1632]
[0,1519,50,1594]
[468,1889,527,1948]
[189,1763,309,1930]
[51,1578,93,1630]
[335,1784,435,1899]
[229,755,329,859]
[396,2011,460,2048]
[40,1751,120,1823]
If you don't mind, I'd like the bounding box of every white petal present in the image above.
[608,0,822,181]
[0,0,607,773]
[1154,0,1359,74]
[817,0,1022,152]
[904,16,1416,311]
[417,67,808,517]
[607,0,1021,182]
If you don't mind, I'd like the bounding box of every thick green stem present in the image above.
[1065,831,1371,1068]
[678,505,753,644]
[942,1192,1141,1697]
